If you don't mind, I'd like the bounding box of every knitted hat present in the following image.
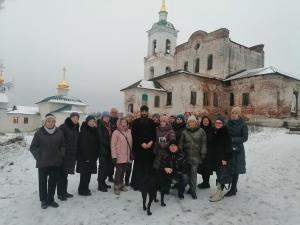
[152,113,160,119]
[169,139,178,147]
[85,115,96,123]
[101,111,110,118]
[176,114,185,121]
[70,112,80,118]
[215,116,226,125]
[187,115,197,123]
[140,105,149,112]
[231,107,242,116]
[45,113,56,122]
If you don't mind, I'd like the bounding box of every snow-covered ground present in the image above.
[0,128,300,225]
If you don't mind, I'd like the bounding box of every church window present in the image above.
[153,40,157,54]
[128,104,133,113]
[166,92,172,106]
[195,58,200,73]
[166,39,171,54]
[24,117,29,124]
[154,96,160,108]
[165,67,171,73]
[13,117,19,124]
[191,91,197,106]
[242,93,250,106]
[207,54,213,70]
[230,93,235,106]
[142,94,148,106]
[194,43,201,50]
[184,61,188,71]
[213,93,218,107]
[203,92,209,106]
[150,67,154,77]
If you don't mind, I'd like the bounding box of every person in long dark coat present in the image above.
[108,108,119,182]
[97,111,113,192]
[30,113,65,209]
[209,117,233,202]
[197,116,214,189]
[173,114,185,141]
[226,107,248,197]
[57,112,80,200]
[130,105,156,191]
[76,116,99,196]
[124,113,134,186]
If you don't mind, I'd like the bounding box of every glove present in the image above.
[112,158,117,165]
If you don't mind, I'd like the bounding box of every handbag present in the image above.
[218,165,232,189]
[117,129,134,161]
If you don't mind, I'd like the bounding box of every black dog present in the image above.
[141,172,169,216]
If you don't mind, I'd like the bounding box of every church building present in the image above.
[121,0,300,126]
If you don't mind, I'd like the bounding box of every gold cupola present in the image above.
[160,0,167,12]
[57,67,70,95]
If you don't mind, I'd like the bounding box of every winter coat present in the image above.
[110,117,118,132]
[30,127,65,168]
[153,126,176,170]
[173,122,185,141]
[59,117,79,174]
[198,124,214,175]
[160,148,188,175]
[179,125,207,165]
[111,128,132,164]
[97,120,111,159]
[227,119,248,174]
[131,117,156,162]
[211,126,233,172]
[76,122,99,174]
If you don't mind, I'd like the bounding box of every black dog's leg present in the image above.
[154,190,158,202]
[142,192,147,211]
[160,190,166,207]
[147,193,154,216]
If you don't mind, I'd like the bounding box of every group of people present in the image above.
[29,105,248,209]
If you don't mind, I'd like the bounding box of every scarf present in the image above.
[44,126,56,135]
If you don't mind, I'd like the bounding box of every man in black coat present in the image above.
[57,112,80,200]
[130,105,156,190]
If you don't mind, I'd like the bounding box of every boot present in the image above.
[66,192,73,198]
[98,183,108,192]
[209,183,224,202]
[114,185,120,195]
[198,175,210,189]
[120,185,128,192]
[41,201,47,209]
[104,183,111,189]
[225,174,238,197]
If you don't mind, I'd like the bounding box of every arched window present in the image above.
[154,96,160,108]
[165,67,171,73]
[152,40,157,54]
[166,39,171,54]
[207,54,213,70]
[128,104,133,113]
[142,94,148,106]
[195,58,200,73]
[149,67,154,77]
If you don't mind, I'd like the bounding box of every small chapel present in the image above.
[121,0,300,126]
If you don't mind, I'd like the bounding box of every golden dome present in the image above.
[57,79,69,90]
[160,0,167,12]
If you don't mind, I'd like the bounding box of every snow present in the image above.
[137,80,166,91]
[224,66,300,81]
[48,99,87,106]
[1,128,300,225]
[7,106,39,115]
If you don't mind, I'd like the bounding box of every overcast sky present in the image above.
[0,0,300,112]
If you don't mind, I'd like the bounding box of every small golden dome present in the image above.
[160,0,167,12]
[0,75,4,85]
[57,79,69,90]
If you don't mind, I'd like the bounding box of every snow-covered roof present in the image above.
[36,95,87,106]
[7,106,39,115]
[50,105,85,114]
[121,80,166,92]
[224,66,300,82]
[0,93,8,103]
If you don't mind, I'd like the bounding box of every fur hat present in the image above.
[85,115,96,123]
[169,139,178,147]
[215,116,226,125]
[187,115,197,123]
[176,114,185,121]
[231,107,242,116]
[70,112,80,118]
